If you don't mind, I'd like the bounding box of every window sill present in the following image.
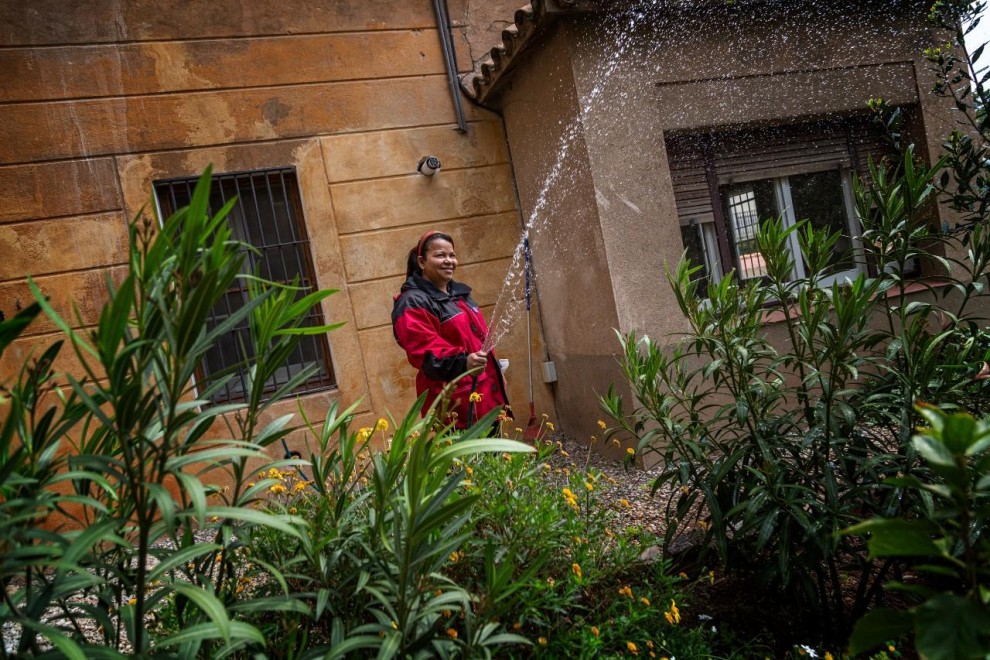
[760,279,947,325]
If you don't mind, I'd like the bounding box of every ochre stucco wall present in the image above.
[0,1,556,453]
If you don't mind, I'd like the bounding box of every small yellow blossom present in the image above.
[619,498,630,508]
[626,447,635,456]
[127,597,137,606]
[547,422,555,431]
[646,641,654,650]
[357,427,373,443]
[618,585,633,599]
[446,628,457,639]
[888,645,896,653]
[597,419,607,429]
[585,481,594,492]
[269,483,287,495]
[469,392,483,403]
[824,653,834,660]
[663,600,681,625]
[640,597,651,607]
[649,653,656,659]
[560,449,569,457]
[572,563,582,579]
[590,626,600,637]
[538,637,548,646]
[288,507,297,514]
[465,466,473,476]
[247,482,255,488]
[627,641,639,655]
[613,438,621,447]
[448,550,464,563]
[513,622,523,631]
[375,417,389,432]
[293,481,308,492]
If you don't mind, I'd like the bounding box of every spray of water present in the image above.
[480,0,926,352]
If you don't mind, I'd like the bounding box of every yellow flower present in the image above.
[619,498,631,508]
[469,392,483,403]
[267,468,283,480]
[375,417,389,432]
[547,422,555,431]
[127,597,137,606]
[640,597,650,607]
[562,487,575,499]
[269,483,287,495]
[538,637,548,646]
[585,481,594,492]
[446,628,457,639]
[618,585,633,599]
[627,641,639,655]
[590,626,600,637]
[613,438,621,447]
[888,645,896,653]
[288,507,297,514]
[646,641,654,650]
[465,466,473,476]
[626,447,635,456]
[572,563,582,579]
[293,480,308,492]
[448,550,464,563]
[824,653,834,660]
[663,600,681,624]
[597,419,607,429]
[357,427,373,443]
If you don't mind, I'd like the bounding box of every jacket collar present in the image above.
[402,273,472,300]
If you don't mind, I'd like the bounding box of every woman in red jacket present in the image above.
[392,230,509,429]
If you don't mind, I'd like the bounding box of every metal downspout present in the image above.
[433,0,468,133]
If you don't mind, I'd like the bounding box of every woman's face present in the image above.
[418,238,457,290]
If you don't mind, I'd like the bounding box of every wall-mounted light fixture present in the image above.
[417,156,441,176]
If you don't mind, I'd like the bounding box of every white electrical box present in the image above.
[541,360,557,383]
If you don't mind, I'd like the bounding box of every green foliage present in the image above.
[601,139,990,644]
[0,168,336,656]
[244,398,537,659]
[844,405,990,660]
[452,439,713,659]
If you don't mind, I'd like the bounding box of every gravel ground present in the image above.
[542,432,683,551]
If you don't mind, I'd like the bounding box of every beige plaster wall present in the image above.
[0,2,555,459]
[493,1,962,446]
[495,25,634,452]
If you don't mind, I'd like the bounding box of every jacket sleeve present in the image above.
[393,300,468,382]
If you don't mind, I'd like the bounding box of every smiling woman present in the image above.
[391,230,510,429]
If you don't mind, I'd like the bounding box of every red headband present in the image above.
[416,230,441,258]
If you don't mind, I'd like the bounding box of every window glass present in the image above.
[723,179,777,281]
[789,170,856,276]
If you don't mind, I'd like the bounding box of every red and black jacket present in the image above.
[392,274,509,427]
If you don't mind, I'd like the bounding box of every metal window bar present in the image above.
[153,167,336,404]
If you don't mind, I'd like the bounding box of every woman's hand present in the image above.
[466,351,488,370]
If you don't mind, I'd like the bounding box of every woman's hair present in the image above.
[406,231,454,278]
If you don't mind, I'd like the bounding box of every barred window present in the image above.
[154,168,336,403]
[668,116,899,290]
